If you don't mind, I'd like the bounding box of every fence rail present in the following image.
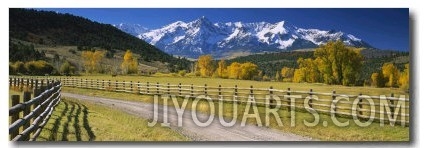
[11,76,410,126]
[9,77,62,141]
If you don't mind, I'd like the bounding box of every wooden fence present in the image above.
[11,77,410,126]
[9,78,62,141]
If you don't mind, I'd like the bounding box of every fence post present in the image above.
[269,86,275,109]
[18,78,22,89]
[107,80,110,91]
[35,79,39,90]
[18,78,22,91]
[179,83,182,96]
[26,78,30,91]
[156,82,160,95]
[10,95,20,140]
[20,78,24,91]
[167,83,170,96]
[23,91,32,140]
[309,89,313,109]
[90,79,94,89]
[250,85,254,102]
[358,93,363,117]
[47,80,51,89]
[50,79,53,88]
[25,78,29,89]
[9,77,12,87]
[287,88,291,112]
[85,79,88,88]
[72,78,75,88]
[234,85,238,103]
[123,81,125,91]
[130,81,133,93]
[137,81,140,94]
[13,78,17,89]
[218,85,221,99]
[332,90,336,115]
[84,79,87,88]
[191,84,194,98]
[146,82,149,94]
[101,79,104,90]
[115,80,118,91]
[390,93,395,119]
[40,79,44,89]
[204,84,207,97]
[30,79,34,90]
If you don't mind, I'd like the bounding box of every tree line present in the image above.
[192,40,409,90]
[193,55,259,80]
[193,41,364,84]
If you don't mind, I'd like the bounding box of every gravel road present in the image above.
[62,92,316,141]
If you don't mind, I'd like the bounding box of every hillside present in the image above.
[9,8,189,71]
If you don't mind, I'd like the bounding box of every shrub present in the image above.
[178,70,186,77]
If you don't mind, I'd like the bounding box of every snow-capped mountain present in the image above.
[115,16,372,58]
[113,23,149,36]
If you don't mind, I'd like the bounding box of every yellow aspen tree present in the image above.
[382,62,400,87]
[293,68,305,83]
[197,55,214,77]
[281,67,295,82]
[81,50,104,73]
[227,62,241,79]
[398,63,409,90]
[216,59,228,78]
[239,62,258,80]
[122,50,138,74]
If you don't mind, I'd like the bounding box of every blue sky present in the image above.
[39,8,409,51]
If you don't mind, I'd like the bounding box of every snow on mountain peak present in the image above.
[115,17,371,58]
[347,34,361,41]
[113,23,148,36]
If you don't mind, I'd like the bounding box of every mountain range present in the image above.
[114,16,372,59]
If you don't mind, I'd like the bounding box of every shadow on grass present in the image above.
[48,101,69,140]
[83,105,96,141]
[44,100,96,141]
[73,103,82,141]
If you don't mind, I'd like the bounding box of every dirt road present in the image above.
[61,92,316,141]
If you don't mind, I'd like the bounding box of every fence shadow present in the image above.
[48,101,69,141]
[73,103,82,141]
[83,105,96,141]
[61,101,74,141]
[42,100,96,141]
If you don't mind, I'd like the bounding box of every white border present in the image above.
[1,0,429,148]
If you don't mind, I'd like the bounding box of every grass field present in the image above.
[36,98,188,141]
[59,75,410,141]
[11,75,409,141]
